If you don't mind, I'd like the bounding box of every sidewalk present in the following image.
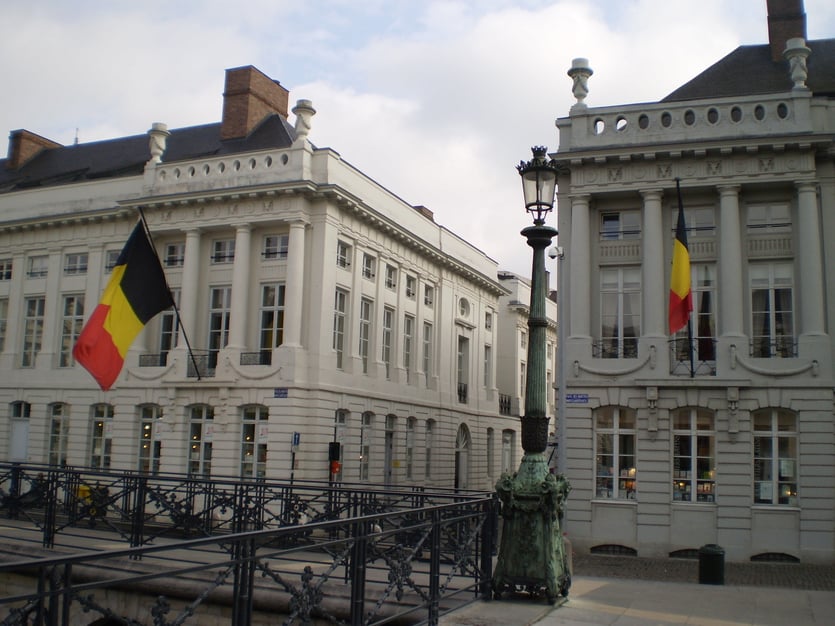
[441,577,834,625]
[440,554,835,626]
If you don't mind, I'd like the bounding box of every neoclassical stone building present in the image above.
[0,65,524,491]
[553,0,834,563]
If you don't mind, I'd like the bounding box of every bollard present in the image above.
[698,544,725,585]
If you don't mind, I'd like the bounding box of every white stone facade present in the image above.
[0,72,524,492]
[552,55,835,563]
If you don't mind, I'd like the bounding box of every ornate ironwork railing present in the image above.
[668,338,717,376]
[498,394,512,416]
[138,352,168,367]
[240,350,272,366]
[0,464,497,626]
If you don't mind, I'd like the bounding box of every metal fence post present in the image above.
[349,519,368,626]
[428,508,441,626]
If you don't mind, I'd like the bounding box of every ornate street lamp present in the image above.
[492,147,571,604]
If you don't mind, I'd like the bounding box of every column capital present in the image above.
[717,184,740,197]
[639,188,664,200]
[794,180,818,193]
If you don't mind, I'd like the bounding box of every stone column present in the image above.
[796,182,825,336]
[718,186,743,338]
[178,228,202,350]
[569,195,591,338]
[227,223,251,350]
[640,189,665,338]
[283,219,307,347]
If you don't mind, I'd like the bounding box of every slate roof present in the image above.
[0,113,296,193]
[663,38,835,102]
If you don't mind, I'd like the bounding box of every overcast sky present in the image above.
[2,0,833,279]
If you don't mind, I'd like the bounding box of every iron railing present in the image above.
[0,464,497,626]
[668,338,717,376]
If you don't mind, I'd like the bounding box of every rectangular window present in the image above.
[520,362,526,397]
[208,287,232,368]
[484,345,492,388]
[0,298,7,352]
[241,406,268,478]
[403,314,414,383]
[676,206,715,238]
[333,289,348,369]
[164,242,185,267]
[21,296,45,367]
[336,240,352,268]
[63,252,88,276]
[138,405,163,474]
[485,311,493,331]
[595,408,636,499]
[360,413,372,481]
[600,210,641,240]
[600,267,641,358]
[424,420,434,479]
[520,331,527,349]
[747,203,791,234]
[753,410,797,505]
[405,275,416,299]
[0,258,13,280]
[49,403,70,466]
[424,285,434,307]
[501,430,515,473]
[263,234,289,260]
[423,321,433,384]
[27,255,48,278]
[59,295,85,367]
[362,253,376,279]
[405,417,416,480]
[260,283,286,352]
[105,250,121,272]
[385,264,397,289]
[359,298,373,374]
[751,263,795,358]
[457,336,469,403]
[188,405,214,477]
[487,428,495,479]
[90,404,114,469]
[672,409,715,502]
[211,239,235,264]
[382,306,394,379]
[674,264,716,364]
[159,289,180,355]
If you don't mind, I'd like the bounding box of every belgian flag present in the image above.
[74,221,174,390]
[669,181,693,335]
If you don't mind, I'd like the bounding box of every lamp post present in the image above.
[492,147,571,604]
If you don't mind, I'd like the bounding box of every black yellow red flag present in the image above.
[669,182,693,334]
[73,222,173,390]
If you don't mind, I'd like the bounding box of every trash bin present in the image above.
[698,544,725,585]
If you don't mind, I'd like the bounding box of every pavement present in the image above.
[439,554,835,626]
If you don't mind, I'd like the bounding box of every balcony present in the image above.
[240,351,272,366]
[187,351,216,378]
[457,382,468,404]
[138,353,168,367]
[499,394,512,416]
[668,339,717,376]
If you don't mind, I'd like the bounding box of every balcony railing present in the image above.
[669,338,717,376]
[457,382,468,403]
[187,351,216,378]
[138,352,168,367]
[240,350,272,366]
[592,338,638,359]
[751,336,797,358]
[499,394,512,416]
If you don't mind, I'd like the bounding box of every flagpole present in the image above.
[675,179,695,378]
[136,207,203,381]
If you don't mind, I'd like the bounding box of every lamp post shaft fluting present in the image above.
[521,224,558,453]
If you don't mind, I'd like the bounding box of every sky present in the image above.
[2,0,834,280]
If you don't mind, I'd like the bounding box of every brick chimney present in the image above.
[767,0,807,62]
[220,66,290,140]
[6,129,61,170]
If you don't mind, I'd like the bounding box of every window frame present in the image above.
[595,407,637,500]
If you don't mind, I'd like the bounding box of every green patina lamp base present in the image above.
[492,453,571,604]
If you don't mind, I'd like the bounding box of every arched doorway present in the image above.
[454,424,471,490]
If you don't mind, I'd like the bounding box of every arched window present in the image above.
[48,403,70,466]
[90,403,114,469]
[360,412,374,481]
[595,406,636,499]
[405,417,417,480]
[333,409,349,480]
[138,404,163,474]
[424,419,436,480]
[9,401,31,462]
[241,405,268,479]
[455,424,471,489]
[671,408,715,502]
[188,405,214,477]
[753,409,797,505]
[501,429,515,473]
